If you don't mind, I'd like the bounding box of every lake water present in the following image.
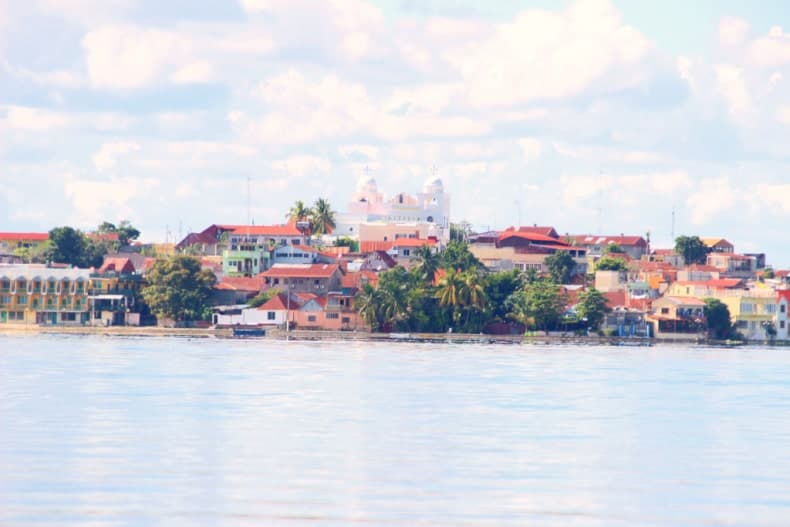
[1,334,790,526]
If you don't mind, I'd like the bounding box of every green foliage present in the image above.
[595,256,627,271]
[248,288,279,308]
[440,240,483,272]
[603,243,624,255]
[13,241,53,263]
[483,269,523,321]
[412,245,440,284]
[703,298,733,340]
[435,268,487,329]
[141,256,217,321]
[545,251,575,284]
[47,226,87,267]
[576,287,610,330]
[675,235,710,265]
[333,237,359,252]
[763,267,775,279]
[506,280,568,331]
[98,220,140,246]
[286,200,312,222]
[311,197,336,235]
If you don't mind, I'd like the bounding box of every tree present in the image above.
[483,269,523,321]
[576,288,610,331]
[310,197,336,235]
[603,243,625,255]
[14,241,52,263]
[141,256,217,321]
[116,220,141,246]
[440,240,483,271]
[412,245,440,284]
[703,298,733,340]
[248,288,279,308]
[506,280,568,331]
[334,237,359,252]
[675,235,710,265]
[763,267,775,279]
[286,200,312,223]
[545,251,575,284]
[595,256,627,271]
[47,226,86,266]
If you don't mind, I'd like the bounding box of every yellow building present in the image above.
[720,294,776,340]
[0,232,49,254]
[0,266,91,325]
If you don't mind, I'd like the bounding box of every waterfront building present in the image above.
[0,265,91,325]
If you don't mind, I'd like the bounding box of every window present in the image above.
[308,315,317,322]
[292,239,300,245]
[273,278,280,285]
[342,317,350,324]
[781,321,786,329]
[326,313,339,319]
[736,320,748,329]
[314,279,320,286]
[267,312,276,320]
[741,303,754,313]
[782,304,787,313]
[402,249,410,257]
[765,304,776,313]
[661,307,669,314]
[17,295,27,305]
[9,311,24,321]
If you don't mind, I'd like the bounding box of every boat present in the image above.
[232,327,266,337]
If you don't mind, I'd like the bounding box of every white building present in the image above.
[332,175,451,244]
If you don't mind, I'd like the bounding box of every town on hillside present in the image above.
[1,177,787,342]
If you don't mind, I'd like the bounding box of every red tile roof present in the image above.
[568,235,647,247]
[392,238,437,248]
[341,270,379,289]
[216,275,266,291]
[0,232,49,241]
[98,257,135,274]
[259,293,289,311]
[261,263,340,279]
[231,224,303,236]
[360,241,394,253]
[499,231,566,244]
[602,291,627,307]
[674,279,743,289]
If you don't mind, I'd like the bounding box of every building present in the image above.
[706,253,757,278]
[0,232,49,254]
[649,296,706,338]
[567,235,648,260]
[221,224,310,277]
[0,265,91,325]
[469,228,586,275]
[333,176,451,244]
[176,224,242,255]
[261,264,343,294]
[721,293,777,341]
[776,290,790,340]
[701,238,734,254]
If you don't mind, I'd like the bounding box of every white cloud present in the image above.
[82,25,192,90]
[750,26,790,68]
[92,141,140,171]
[338,144,378,160]
[271,155,331,178]
[718,16,750,46]
[451,0,652,106]
[686,177,737,225]
[518,138,543,162]
[63,173,159,227]
[5,106,70,130]
[170,61,214,84]
[753,183,790,214]
[778,105,790,124]
[715,64,753,120]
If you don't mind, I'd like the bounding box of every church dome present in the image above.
[423,177,444,194]
[357,176,378,193]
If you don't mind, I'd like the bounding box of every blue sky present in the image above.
[1,0,790,263]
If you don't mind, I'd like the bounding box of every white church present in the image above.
[331,175,451,244]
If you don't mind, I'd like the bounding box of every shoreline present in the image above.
[0,323,781,346]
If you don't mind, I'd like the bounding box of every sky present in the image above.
[1,0,790,263]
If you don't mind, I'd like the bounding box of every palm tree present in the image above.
[286,200,312,223]
[435,268,465,326]
[356,283,382,331]
[411,245,440,284]
[310,198,336,236]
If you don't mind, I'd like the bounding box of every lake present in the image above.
[1,334,789,526]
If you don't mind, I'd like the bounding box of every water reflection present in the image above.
[1,335,790,526]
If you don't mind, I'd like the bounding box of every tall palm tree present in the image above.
[435,268,465,325]
[411,245,440,284]
[286,200,312,223]
[310,198,336,236]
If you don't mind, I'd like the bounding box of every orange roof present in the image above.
[499,231,563,244]
[259,293,289,311]
[98,257,135,274]
[392,238,437,248]
[360,240,394,253]
[216,275,266,291]
[603,291,627,307]
[341,270,379,289]
[230,224,302,236]
[261,263,340,279]
[0,232,48,241]
[674,279,743,289]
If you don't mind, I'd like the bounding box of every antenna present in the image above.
[246,174,251,226]
[597,167,603,234]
